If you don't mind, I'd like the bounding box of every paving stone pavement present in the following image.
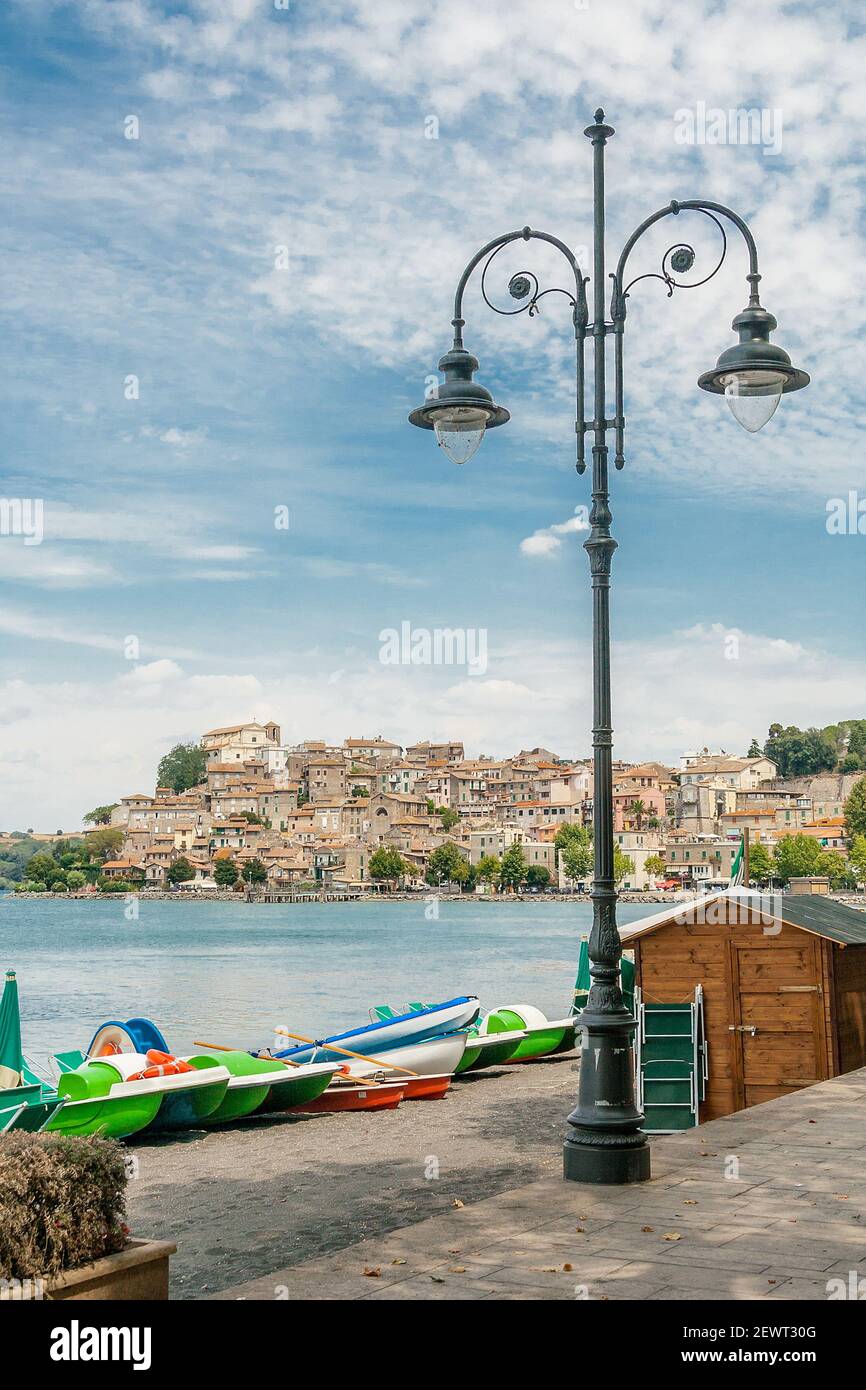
[211,1069,866,1301]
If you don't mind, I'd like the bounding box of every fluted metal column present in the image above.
[563,111,650,1184]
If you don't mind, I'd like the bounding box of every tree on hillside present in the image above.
[746,738,762,758]
[438,807,459,831]
[499,842,528,892]
[25,853,66,887]
[167,857,195,885]
[242,858,268,885]
[844,777,866,838]
[368,847,407,888]
[425,843,468,888]
[84,828,125,862]
[214,858,239,887]
[764,724,838,779]
[156,742,207,794]
[83,804,118,826]
[746,840,775,884]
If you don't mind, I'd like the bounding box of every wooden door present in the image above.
[729,936,827,1108]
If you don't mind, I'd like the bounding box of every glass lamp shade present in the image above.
[721,369,787,433]
[432,406,489,464]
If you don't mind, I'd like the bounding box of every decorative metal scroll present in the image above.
[613,208,728,321]
[480,241,578,319]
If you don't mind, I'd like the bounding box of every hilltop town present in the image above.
[7,720,859,898]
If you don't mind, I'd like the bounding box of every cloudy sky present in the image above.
[0,0,863,829]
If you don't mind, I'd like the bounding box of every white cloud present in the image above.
[3,619,864,829]
[520,511,589,557]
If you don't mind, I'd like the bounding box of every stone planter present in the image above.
[1,1238,176,1301]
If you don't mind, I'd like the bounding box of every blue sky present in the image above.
[0,0,864,828]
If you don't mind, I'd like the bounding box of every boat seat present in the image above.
[54,1049,87,1073]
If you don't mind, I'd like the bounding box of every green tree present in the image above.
[242,858,268,884]
[844,777,866,838]
[746,840,775,884]
[239,811,265,825]
[368,847,407,887]
[26,853,65,886]
[764,724,836,779]
[561,840,594,885]
[774,834,827,884]
[167,857,195,885]
[83,804,118,826]
[613,846,634,885]
[438,807,459,831]
[746,738,762,758]
[820,850,852,890]
[476,854,502,890]
[627,799,646,829]
[65,869,87,891]
[524,864,551,890]
[85,828,125,862]
[351,786,369,798]
[214,858,239,887]
[156,741,207,794]
[554,821,591,852]
[848,834,866,885]
[500,842,528,892]
[425,843,468,888]
[644,853,666,879]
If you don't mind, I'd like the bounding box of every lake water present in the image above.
[0,896,653,1067]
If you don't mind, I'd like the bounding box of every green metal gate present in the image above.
[635,986,707,1132]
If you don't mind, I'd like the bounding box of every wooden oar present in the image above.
[193,1040,302,1068]
[273,1027,419,1077]
[193,1039,384,1086]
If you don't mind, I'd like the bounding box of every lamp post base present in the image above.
[563,1136,651,1185]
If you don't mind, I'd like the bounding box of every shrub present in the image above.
[0,1132,129,1281]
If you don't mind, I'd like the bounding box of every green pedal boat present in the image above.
[479,1005,578,1061]
[454,1030,525,1073]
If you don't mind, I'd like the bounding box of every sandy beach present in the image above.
[125,1056,579,1298]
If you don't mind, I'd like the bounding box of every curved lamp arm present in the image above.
[609,199,762,468]
[449,226,591,470]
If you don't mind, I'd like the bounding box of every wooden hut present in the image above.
[621,889,866,1122]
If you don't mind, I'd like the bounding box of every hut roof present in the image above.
[618,888,866,947]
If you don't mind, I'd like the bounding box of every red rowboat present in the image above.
[290,1079,408,1113]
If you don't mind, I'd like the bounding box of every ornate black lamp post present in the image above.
[409,108,808,1184]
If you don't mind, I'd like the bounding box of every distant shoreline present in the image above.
[6,889,863,908]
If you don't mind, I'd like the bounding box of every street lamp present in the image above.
[408,108,808,1185]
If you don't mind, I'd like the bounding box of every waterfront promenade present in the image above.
[210,1068,866,1302]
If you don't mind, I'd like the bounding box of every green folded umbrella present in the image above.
[572,939,635,1017]
[0,969,23,1090]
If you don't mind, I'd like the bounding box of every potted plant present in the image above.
[0,1131,174,1300]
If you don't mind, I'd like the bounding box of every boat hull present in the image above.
[273,997,479,1064]
[291,1079,407,1112]
[455,1031,524,1073]
[481,1008,578,1062]
[257,1064,340,1114]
